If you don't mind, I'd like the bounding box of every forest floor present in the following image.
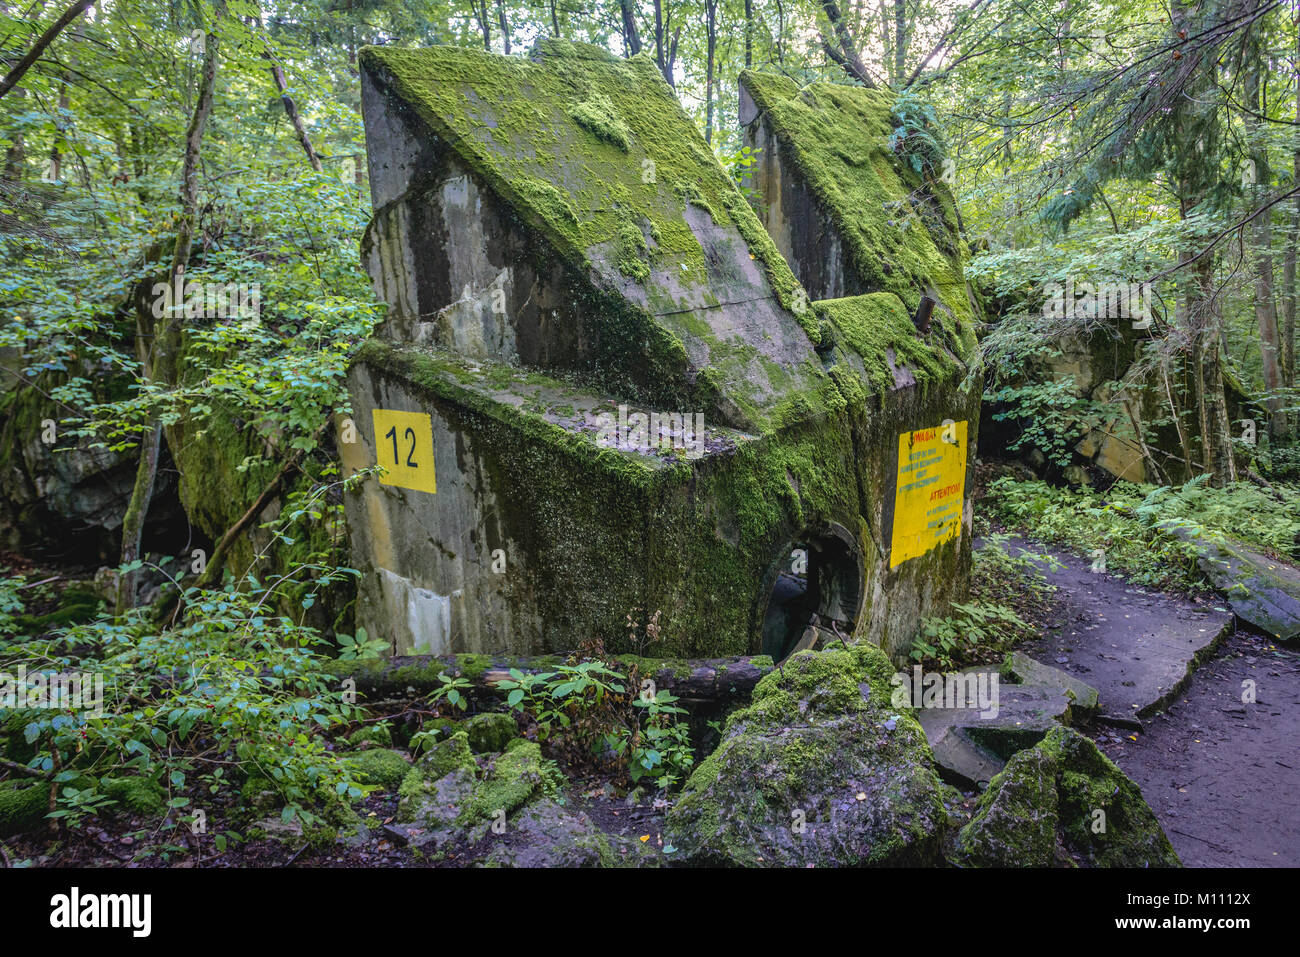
[996,535,1300,867]
[5,538,1298,868]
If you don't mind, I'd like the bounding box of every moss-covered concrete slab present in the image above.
[360,40,828,432]
[1163,522,1300,642]
[954,726,1180,867]
[346,39,984,661]
[739,72,979,362]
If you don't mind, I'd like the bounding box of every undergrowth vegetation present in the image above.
[985,474,1300,591]
[908,533,1054,670]
[1,542,698,863]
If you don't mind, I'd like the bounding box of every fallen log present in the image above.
[321,652,776,704]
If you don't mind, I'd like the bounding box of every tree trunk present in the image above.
[1159,351,1195,480]
[704,0,717,144]
[653,0,680,86]
[1245,48,1285,438]
[619,0,642,56]
[820,0,875,87]
[117,14,222,615]
[473,1,491,51]
[894,0,908,86]
[266,57,323,172]
[744,0,753,68]
[322,654,777,705]
[0,0,94,100]
[496,0,510,55]
[1287,22,1300,389]
[775,0,785,64]
[1192,258,1238,484]
[2,130,23,184]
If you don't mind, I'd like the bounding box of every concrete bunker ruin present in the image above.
[341,40,983,661]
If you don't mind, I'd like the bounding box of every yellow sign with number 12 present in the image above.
[372,409,436,494]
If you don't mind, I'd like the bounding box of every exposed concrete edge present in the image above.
[1136,616,1234,719]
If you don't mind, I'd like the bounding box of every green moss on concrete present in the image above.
[353,336,883,658]
[361,41,722,283]
[818,293,959,395]
[567,91,631,151]
[954,726,1179,867]
[340,748,411,791]
[1037,726,1179,867]
[360,39,823,429]
[952,747,1059,867]
[741,71,978,357]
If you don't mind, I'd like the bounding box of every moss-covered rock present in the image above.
[239,775,278,813]
[463,741,564,825]
[952,747,1059,867]
[481,799,614,868]
[411,717,464,754]
[0,779,48,836]
[664,643,949,866]
[340,748,410,791]
[346,722,393,748]
[101,776,165,818]
[954,726,1179,868]
[414,730,477,781]
[466,712,517,754]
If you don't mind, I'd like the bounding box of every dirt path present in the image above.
[1094,628,1300,867]
[998,536,1300,867]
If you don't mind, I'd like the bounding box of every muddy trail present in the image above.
[996,536,1300,867]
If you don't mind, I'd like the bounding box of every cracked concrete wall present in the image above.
[341,362,538,655]
[345,48,982,662]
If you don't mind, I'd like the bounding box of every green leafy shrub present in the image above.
[496,659,695,789]
[0,569,369,841]
[910,600,1033,671]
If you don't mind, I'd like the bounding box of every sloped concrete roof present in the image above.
[740,71,979,356]
[360,41,828,429]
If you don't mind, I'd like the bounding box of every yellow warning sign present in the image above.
[890,420,966,568]
[372,409,437,494]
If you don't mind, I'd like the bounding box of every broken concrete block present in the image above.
[954,726,1179,868]
[664,644,949,866]
[345,40,983,661]
[917,671,1074,788]
[1163,521,1300,642]
[952,745,1060,867]
[1006,651,1100,714]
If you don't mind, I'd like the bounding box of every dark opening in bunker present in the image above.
[759,524,865,662]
